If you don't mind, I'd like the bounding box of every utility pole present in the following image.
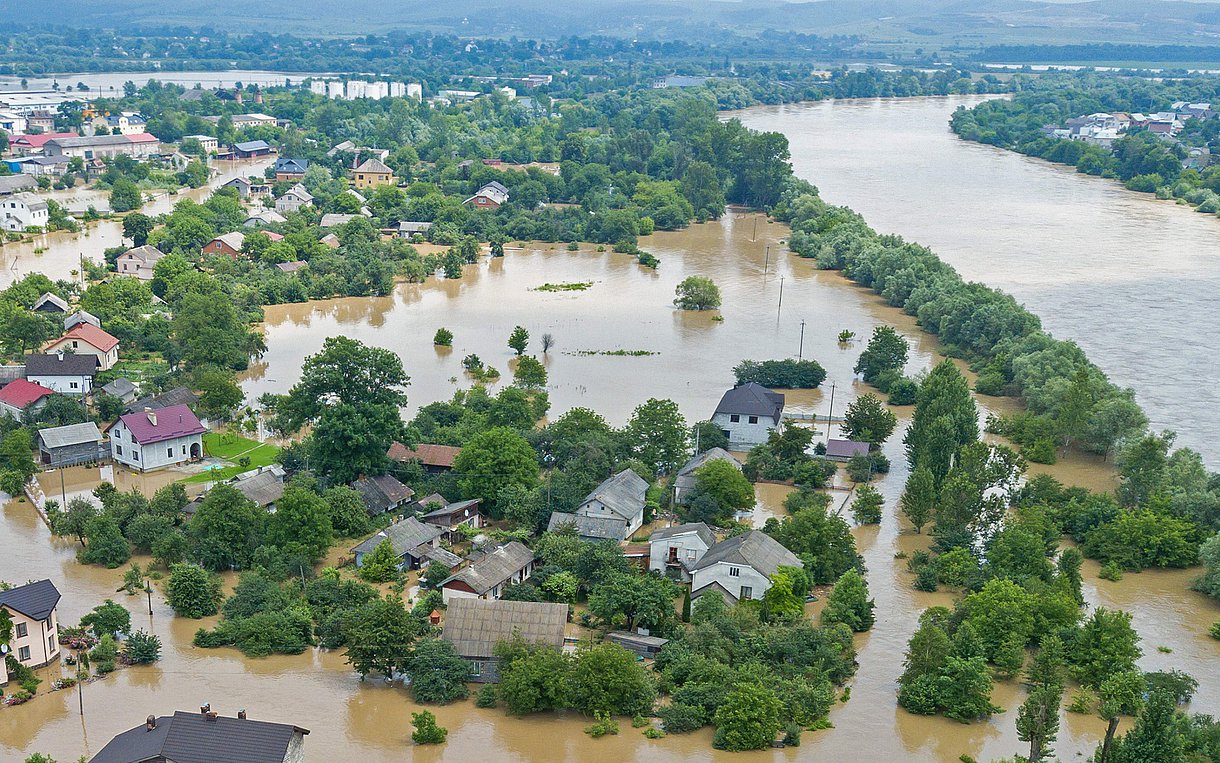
[798,320,806,360]
[777,276,784,315]
[763,244,770,275]
[145,579,153,616]
[752,217,758,242]
[826,382,837,435]
[60,468,66,506]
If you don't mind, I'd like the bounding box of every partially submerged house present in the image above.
[88,709,309,763]
[825,438,870,462]
[606,631,668,659]
[108,404,205,472]
[689,530,802,605]
[711,382,784,449]
[351,474,415,516]
[440,541,537,604]
[0,579,61,683]
[546,511,627,543]
[571,469,648,541]
[37,422,105,468]
[672,447,741,505]
[388,441,460,473]
[350,516,444,570]
[648,522,716,580]
[440,598,567,683]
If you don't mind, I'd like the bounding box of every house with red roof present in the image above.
[107,404,205,472]
[0,378,54,418]
[7,132,79,157]
[44,323,120,371]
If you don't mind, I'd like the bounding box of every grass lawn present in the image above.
[180,431,281,484]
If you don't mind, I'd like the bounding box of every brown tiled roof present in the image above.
[388,442,461,468]
[441,598,567,659]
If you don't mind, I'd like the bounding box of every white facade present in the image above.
[366,81,389,100]
[109,423,203,472]
[711,411,775,449]
[1,193,48,231]
[649,531,712,579]
[345,81,367,99]
[0,111,27,134]
[310,80,327,95]
[275,187,313,213]
[27,372,91,395]
[406,83,423,101]
[44,335,118,371]
[577,497,643,538]
[691,561,772,603]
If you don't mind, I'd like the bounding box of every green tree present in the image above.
[408,639,471,704]
[626,398,688,475]
[188,483,265,570]
[508,325,530,355]
[936,655,1000,722]
[421,561,450,590]
[124,629,162,664]
[323,485,371,538]
[109,178,143,212]
[691,459,754,520]
[854,325,908,385]
[358,540,401,584]
[80,515,131,568]
[588,572,678,633]
[411,710,447,745]
[673,276,721,310]
[1070,608,1142,689]
[80,599,131,638]
[1106,690,1185,763]
[712,683,783,751]
[842,393,897,446]
[513,355,547,388]
[1098,669,1147,763]
[904,360,979,482]
[165,564,222,618]
[433,328,453,346]
[194,369,244,422]
[453,427,539,517]
[122,212,154,246]
[851,484,883,524]
[496,639,572,715]
[569,642,656,716]
[346,596,419,679]
[762,565,809,621]
[1017,636,1066,763]
[821,568,875,632]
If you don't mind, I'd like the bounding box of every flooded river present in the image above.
[1,96,1218,761]
[738,96,1220,464]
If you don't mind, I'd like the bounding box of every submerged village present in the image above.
[0,33,1217,763]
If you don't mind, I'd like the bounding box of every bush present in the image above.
[124,630,162,664]
[1210,621,1220,640]
[584,711,620,738]
[886,377,918,405]
[92,634,119,674]
[166,564,223,618]
[733,358,826,389]
[475,685,498,708]
[1021,439,1058,464]
[783,722,802,747]
[433,328,453,346]
[411,711,447,745]
[657,702,704,733]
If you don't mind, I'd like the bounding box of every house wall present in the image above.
[111,424,202,472]
[441,561,535,605]
[116,255,156,280]
[2,603,60,675]
[467,194,500,208]
[711,412,776,449]
[44,337,118,371]
[201,241,240,258]
[462,656,502,683]
[1,199,48,231]
[0,397,46,420]
[40,440,104,468]
[691,561,772,602]
[577,498,642,538]
[648,534,710,578]
[275,194,309,213]
[27,373,92,395]
[284,731,306,763]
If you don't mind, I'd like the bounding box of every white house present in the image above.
[1,192,49,231]
[0,579,61,684]
[108,404,205,472]
[711,382,785,449]
[689,530,802,605]
[672,447,742,505]
[25,352,98,395]
[44,323,120,371]
[648,522,716,581]
[275,184,313,213]
[182,134,219,154]
[573,469,648,540]
[440,541,537,604]
[116,245,163,280]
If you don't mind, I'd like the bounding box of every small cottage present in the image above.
[202,232,245,258]
[648,522,716,580]
[825,438,871,462]
[350,516,444,570]
[571,469,648,540]
[25,352,98,395]
[422,498,485,541]
[0,378,54,418]
[546,511,627,543]
[89,709,309,763]
[388,441,461,473]
[44,323,120,371]
[32,292,69,314]
[463,181,509,208]
[440,541,537,604]
[689,530,802,605]
[275,184,313,213]
[115,245,163,280]
[100,377,138,404]
[350,474,415,517]
[440,598,567,683]
[672,447,742,505]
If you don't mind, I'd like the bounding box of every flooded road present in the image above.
[737,96,1220,464]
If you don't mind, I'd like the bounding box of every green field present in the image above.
[180,431,280,484]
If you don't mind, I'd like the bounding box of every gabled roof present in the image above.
[649,522,715,546]
[0,578,60,620]
[38,421,103,449]
[415,492,449,510]
[9,132,77,148]
[422,498,481,522]
[825,438,870,460]
[714,382,784,423]
[117,404,205,445]
[33,292,69,312]
[421,546,463,569]
[273,157,309,173]
[101,377,137,400]
[0,175,36,194]
[388,441,461,468]
[676,447,741,478]
[47,134,156,149]
[689,530,802,578]
[282,184,313,201]
[64,310,102,331]
[441,541,535,596]
[351,474,415,516]
[9,191,47,212]
[228,467,286,508]
[89,710,309,763]
[207,231,245,251]
[25,352,99,377]
[319,213,360,228]
[547,511,627,541]
[0,378,54,409]
[578,469,648,522]
[275,260,307,273]
[354,157,393,175]
[55,323,119,353]
[126,386,199,413]
[245,210,286,226]
[232,140,271,152]
[442,598,567,660]
[351,516,443,558]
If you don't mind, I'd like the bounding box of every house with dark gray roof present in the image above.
[88,708,309,763]
[350,474,414,516]
[825,438,871,462]
[441,598,568,682]
[422,498,485,541]
[25,351,99,395]
[649,522,716,580]
[440,541,537,604]
[100,377,138,404]
[572,468,648,540]
[0,174,37,195]
[547,511,628,543]
[350,516,443,570]
[37,421,105,467]
[125,386,199,414]
[673,447,742,505]
[0,579,62,681]
[689,530,802,605]
[32,292,69,313]
[711,382,785,449]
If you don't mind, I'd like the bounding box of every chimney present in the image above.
[200,703,210,716]
[238,709,247,720]
[206,711,219,722]
[146,715,157,731]
[56,349,64,361]
[146,407,157,426]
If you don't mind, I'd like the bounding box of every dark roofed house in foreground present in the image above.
[441,598,568,682]
[825,438,871,462]
[711,382,784,449]
[37,421,106,467]
[89,708,309,763]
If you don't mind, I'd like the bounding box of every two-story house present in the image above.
[108,404,205,472]
[711,382,785,449]
[570,469,649,541]
[0,579,62,684]
[274,184,313,213]
[350,157,395,189]
[689,530,802,605]
[25,352,98,395]
[648,522,716,581]
[44,323,120,371]
[440,541,537,604]
[463,181,509,209]
[350,516,444,570]
[115,245,163,280]
[89,708,309,763]
[1,192,49,231]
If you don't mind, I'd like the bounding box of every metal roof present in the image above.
[126,386,199,413]
[422,498,481,522]
[547,511,627,541]
[577,469,648,522]
[228,468,285,508]
[25,352,99,377]
[351,516,442,558]
[714,382,784,423]
[441,598,567,660]
[649,522,715,546]
[440,541,535,595]
[88,710,308,763]
[33,292,69,312]
[38,422,102,450]
[689,530,802,578]
[0,578,60,620]
[351,474,414,516]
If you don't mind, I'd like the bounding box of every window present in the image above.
[48,635,55,653]
[729,414,740,423]
[18,646,30,661]
[686,549,698,561]
[15,622,27,638]
[728,567,740,577]
[133,450,140,461]
[740,586,753,599]
[70,382,78,390]
[181,446,187,456]
[167,448,173,459]
[748,416,759,425]
[115,445,123,456]
[470,661,482,677]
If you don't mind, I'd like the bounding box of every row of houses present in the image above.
[1049,104,1217,148]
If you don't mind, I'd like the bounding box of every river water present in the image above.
[1,96,1218,761]
[738,96,1220,464]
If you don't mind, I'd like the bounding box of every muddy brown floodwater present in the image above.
[2,98,1218,761]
